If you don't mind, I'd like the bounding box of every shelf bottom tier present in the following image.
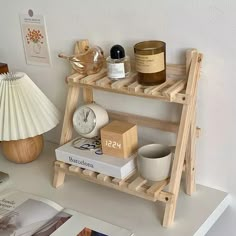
[54,161,173,203]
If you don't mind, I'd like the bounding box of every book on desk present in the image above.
[55,137,137,179]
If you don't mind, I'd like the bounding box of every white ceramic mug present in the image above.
[137,144,172,182]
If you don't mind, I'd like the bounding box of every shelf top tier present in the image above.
[67,64,189,104]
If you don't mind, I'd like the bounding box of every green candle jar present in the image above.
[134,41,166,86]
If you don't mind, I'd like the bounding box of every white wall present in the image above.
[0,0,235,235]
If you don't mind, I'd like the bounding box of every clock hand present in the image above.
[85,110,90,122]
[83,110,86,122]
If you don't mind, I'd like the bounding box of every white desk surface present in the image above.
[0,142,230,236]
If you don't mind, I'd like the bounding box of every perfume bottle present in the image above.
[106,45,131,81]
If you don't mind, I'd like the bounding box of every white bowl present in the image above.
[137,144,172,182]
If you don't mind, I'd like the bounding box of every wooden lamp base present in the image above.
[1,135,44,164]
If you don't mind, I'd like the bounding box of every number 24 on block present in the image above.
[105,140,121,149]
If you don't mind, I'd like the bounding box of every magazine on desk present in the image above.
[0,190,134,236]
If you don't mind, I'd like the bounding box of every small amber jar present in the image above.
[0,63,8,74]
[134,41,166,86]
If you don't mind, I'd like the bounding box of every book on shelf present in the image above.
[0,189,134,236]
[55,137,137,179]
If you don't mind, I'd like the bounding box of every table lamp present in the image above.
[0,72,60,163]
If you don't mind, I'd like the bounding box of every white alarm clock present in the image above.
[73,103,109,138]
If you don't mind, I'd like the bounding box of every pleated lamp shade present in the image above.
[0,72,60,141]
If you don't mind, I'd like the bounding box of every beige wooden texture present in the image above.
[56,39,90,188]
[128,81,142,92]
[83,169,97,178]
[144,80,173,95]
[77,82,188,104]
[66,62,187,104]
[111,170,136,186]
[111,73,136,89]
[184,48,199,196]
[2,135,43,164]
[162,79,187,101]
[69,165,81,173]
[76,40,94,104]
[185,106,197,195]
[53,161,68,188]
[186,49,197,75]
[108,110,179,133]
[96,77,111,87]
[184,50,202,193]
[60,40,91,145]
[158,191,174,204]
[53,169,66,188]
[54,163,170,203]
[66,73,85,83]
[83,87,93,104]
[71,66,188,104]
[56,165,155,201]
[80,68,107,84]
[163,51,202,227]
[147,179,169,198]
[60,84,80,145]
[128,177,147,191]
[97,174,111,182]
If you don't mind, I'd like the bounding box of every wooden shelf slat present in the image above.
[67,73,85,83]
[111,170,136,186]
[83,169,97,178]
[66,64,188,104]
[111,73,137,89]
[128,176,147,191]
[97,173,111,182]
[162,79,187,101]
[69,165,81,173]
[108,110,179,133]
[128,81,142,92]
[147,179,169,198]
[80,68,107,84]
[96,77,111,87]
[144,80,173,95]
[54,162,170,202]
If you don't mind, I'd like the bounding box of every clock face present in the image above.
[73,107,96,135]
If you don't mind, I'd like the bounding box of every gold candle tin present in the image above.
[134,40,166,86]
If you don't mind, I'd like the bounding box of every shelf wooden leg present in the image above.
[163,51,202,227]
[83,87,94,104]
[185,107,197,195]
[54,84,80,188]
[184,48,199,195]
[163,102,192,227]
[53,169,65,188]
[60,84,80,145]
[53,161,67,188]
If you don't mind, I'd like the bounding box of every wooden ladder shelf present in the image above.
[53,40,203,227]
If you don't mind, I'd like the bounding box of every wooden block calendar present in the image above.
[101,120,138,158]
